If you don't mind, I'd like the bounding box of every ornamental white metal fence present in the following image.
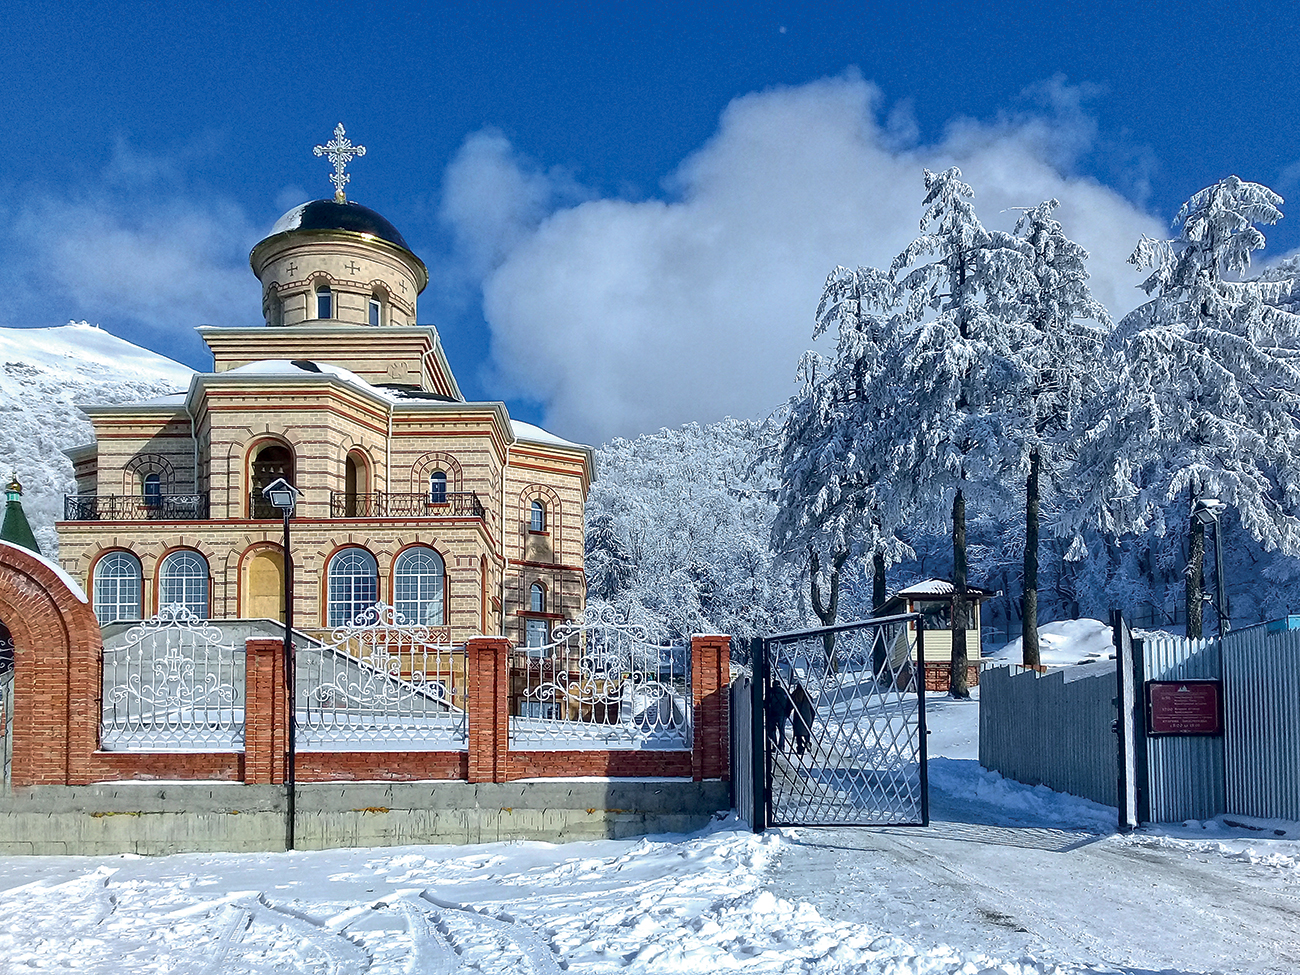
[100,606,245,751]
[509,610,691,750]
[296,603,467,751]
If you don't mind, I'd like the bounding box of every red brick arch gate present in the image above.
[0,540,103,786]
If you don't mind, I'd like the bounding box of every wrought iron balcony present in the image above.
[248,492,283,519]
[64,493,210,521]
[329,491,486,520]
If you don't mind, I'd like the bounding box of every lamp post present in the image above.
[1193,498,1230,636]
[262,477,299,850]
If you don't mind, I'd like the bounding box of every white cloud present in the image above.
[447,72,1166,445]
[440,129,588,281]
[0,143,262,358]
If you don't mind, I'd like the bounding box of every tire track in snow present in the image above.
[252,894,372,975]
[197,903,253,975]
[397,901,458,975]
[420,891,566,974]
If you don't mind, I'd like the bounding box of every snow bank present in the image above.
[984,618,1113,667]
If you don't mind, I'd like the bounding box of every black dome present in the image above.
[267,199,412,252]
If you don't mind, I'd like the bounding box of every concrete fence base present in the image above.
[0,779,730,855]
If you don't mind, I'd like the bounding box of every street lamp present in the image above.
[262,477,300,849]
[1193,498,1230,636]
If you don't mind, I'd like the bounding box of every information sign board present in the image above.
[1146,680,1222,736]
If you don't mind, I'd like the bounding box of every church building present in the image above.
[56,126,593,646]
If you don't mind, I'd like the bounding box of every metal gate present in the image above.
[745,613,928,830]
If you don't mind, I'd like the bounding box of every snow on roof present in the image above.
[133,392,188,407]
[0,538,88,603]
[511,419,585,449]
[217,359,385,397]
[892,578,995,597]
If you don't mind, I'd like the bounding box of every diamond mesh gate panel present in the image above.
[764,615,927,827]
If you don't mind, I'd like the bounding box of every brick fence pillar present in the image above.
[244,638,287,785]
[466,636,510,783]
[691,634,731,782]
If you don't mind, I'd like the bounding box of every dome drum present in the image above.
[251,200,428,329]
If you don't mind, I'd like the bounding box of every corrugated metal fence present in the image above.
[982,620,1300,824]
[979,663,1117,807]
[1139,632,1224,822]
[1223,626,1300,820]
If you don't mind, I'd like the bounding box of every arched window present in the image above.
[270,294,284,327]
[158,550,209,619]
[142,472,161,508]
[344,451,368,517]
[315,284,332,320]
[393,547,445,625]
[93,551,142,623]
[428,470,447,504]
[530,500,546,532]
[368,296,382,326]
[327,547,378,626]
[529,582,545,613]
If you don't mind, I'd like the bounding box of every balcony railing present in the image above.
[248,493,282,519]
[65,494,210,521]
[329,491,486,520]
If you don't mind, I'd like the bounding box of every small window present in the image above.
[917,600,952,630]
[316,284,332,319]
[368,297,381,326]
[142,473,161,507]
[93,551,142,623]
[270,295,284,326]
[525,617,550,649]
[529,582,545,613]
[159,550,209,619]
[530,500,546,532]
[428,471,447,504]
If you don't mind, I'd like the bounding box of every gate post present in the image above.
[690,635,730,782]
[466,636,511,783]
[749,636,767,833]
[244,638,288,785]
[1113,610,1141,832]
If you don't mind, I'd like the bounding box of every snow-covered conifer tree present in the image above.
[771,264,912,669]
[1069,176,1300,637]
[883,167,1033,695]
[1010,200,1111,664]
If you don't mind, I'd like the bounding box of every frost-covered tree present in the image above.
[771,264,911,665]
[881,167,1032,695]
[1069,176,1300,637]
[585,418,797,643]
[1010,200,1111,664]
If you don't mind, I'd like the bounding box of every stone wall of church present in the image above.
[56,520,496,637]
[86,414,198,498]
[503,444,589,646]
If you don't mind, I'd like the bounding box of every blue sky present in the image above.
[3,1,1299,443]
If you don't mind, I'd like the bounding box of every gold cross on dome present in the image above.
[313,123,366,203]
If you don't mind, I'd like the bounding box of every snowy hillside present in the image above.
[0,323,194,555]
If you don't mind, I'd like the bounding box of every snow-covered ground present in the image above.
[982,618,1116,667]
[1,681,1296,974]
